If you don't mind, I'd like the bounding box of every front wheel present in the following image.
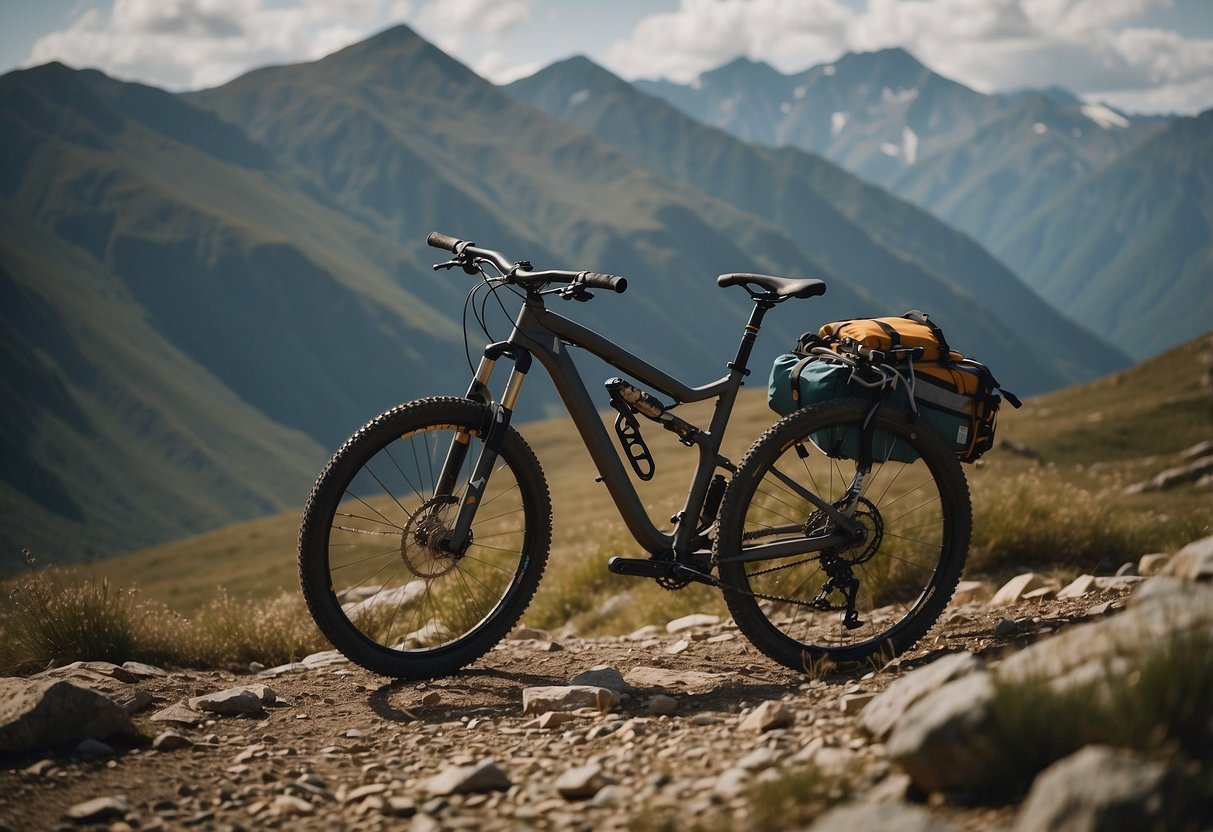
[298,397,552,679]
[714,399,970,671]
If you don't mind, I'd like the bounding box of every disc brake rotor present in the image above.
[400,496,462,578]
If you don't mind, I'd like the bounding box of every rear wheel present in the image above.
[714,399,970,671]
[298,397,551,679]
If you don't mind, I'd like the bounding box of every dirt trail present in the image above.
[0,591,1129,831]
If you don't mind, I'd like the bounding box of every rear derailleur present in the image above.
[810,553,863,630]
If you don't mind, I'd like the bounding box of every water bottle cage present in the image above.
[612,408,655,481]
[605,377,657,481]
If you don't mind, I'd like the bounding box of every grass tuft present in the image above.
[971,625,1213,802]
[968,467,1204,575]
[0,567,141,674]
[745,763,851,830]
[0,567,324,675]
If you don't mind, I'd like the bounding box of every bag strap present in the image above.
[874,319,902,349]
[960,358,1023,409]
[788,355,816,404]
[902,310,951,359]
[793,331,820,356]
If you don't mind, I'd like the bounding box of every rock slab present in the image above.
[0,679,139,754]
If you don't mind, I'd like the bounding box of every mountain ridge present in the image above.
[0,26,1185,569]
[508,55,1129,389]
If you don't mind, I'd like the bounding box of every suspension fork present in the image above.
[435,342,530,555]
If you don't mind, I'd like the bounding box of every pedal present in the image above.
[607,556,720,587]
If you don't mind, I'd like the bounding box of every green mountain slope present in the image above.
[993,110,1213,359]
[2,63,466,447]
[891,92,1163,248]
[2,29,884,566]
[188,25,885,378]
[0,62,472,565]
[507,57,1128,390]
[0,202,326,567]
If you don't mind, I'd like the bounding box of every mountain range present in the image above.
[638,49,1208,359]
[0,25,1188,568]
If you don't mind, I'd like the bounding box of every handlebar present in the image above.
[581,272,628,293]
[426,231,461,252]
[427,231,627,295]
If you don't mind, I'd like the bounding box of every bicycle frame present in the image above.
[437,292,861,565]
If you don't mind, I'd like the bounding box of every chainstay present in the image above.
[716,563,826,610]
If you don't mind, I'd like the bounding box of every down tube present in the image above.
[525,337,673,555]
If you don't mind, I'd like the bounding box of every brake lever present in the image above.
[433,258,482,276]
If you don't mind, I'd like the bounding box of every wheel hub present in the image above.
[803,496,884,565]
[401,496,463,578]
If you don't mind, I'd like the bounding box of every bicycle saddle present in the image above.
[717,272,827,300]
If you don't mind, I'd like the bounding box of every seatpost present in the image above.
[728,300,775,378]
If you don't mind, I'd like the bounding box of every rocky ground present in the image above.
[2,541,1211,832]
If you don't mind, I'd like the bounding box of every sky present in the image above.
[2,0,1212,115]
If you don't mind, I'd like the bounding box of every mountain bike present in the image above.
[298,233,970,678]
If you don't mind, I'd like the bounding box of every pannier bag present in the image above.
[768,311,1021,463]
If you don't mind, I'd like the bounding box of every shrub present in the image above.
[0,563,324,675]
[745,763,851,830]
[973,626,1213,802]
[0,567,143,674]
[968,468,1190,575]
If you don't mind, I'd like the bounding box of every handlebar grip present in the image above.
[427,231,462,252]
[582,272,628,293]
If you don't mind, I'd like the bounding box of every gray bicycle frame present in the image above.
[440,293,861,564]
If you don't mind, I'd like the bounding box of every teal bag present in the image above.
[767,352,919,463]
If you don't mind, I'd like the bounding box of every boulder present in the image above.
[188,684,275,716]
[739,700,793,733]
[1013,745,1196,832]
[1161,535,1213,581]
[0,678,139,754]
[885,671,997,794]
[423,759,511,796]
[63,796,130,823]
[569,665,629,692]
[860,651,983,741]
[806,801,961,831]
[987,573,1047,607]
[555,762,613,799]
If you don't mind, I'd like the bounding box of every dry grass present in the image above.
[967,466,1203,576]
[972,626,1213,803]
[5,336,1209,661]
[0,554,324,675]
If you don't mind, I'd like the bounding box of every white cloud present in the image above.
[605,0,852,84]
[409,0,534,79]
[25,0,416,90]
[605,0,1213,114]
[414,0,532,42]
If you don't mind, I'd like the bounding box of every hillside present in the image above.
[0,62,468,566]
[992,110,1213,360]
[0,32,870,567]
[890,91,1159,248]
[67,333,1212,615]
[638,49,1174,335]
[187,25,874,380]
[507,56,1127,388]
[3,26,1132,569]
